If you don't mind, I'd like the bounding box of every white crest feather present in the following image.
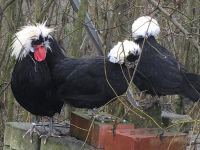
[11,22,54,60]
[108,40,141,64]
[132,16,160,40]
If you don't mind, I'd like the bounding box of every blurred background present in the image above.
[0,0,199,148]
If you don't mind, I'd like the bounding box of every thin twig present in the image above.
[1,0,16,13]
[0,81,11,96]
[148,0,200,53]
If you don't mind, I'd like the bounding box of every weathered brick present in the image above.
[105,128,187,150]
[70,110,134,148]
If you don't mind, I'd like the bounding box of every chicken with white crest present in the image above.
[11,22,64,143]
[132,16,200,101]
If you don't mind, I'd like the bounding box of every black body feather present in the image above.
[46,38,134,108]
[11,53,64,116]
[133,36,200,101]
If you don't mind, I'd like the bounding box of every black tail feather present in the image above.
[182,73,200,102]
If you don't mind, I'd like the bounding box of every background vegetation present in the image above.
[0,0,199,148]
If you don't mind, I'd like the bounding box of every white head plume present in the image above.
[11,22,54,60]
[108,40,141,64]
[132,16,160,40]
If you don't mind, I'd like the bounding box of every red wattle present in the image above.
[34,46,46,62]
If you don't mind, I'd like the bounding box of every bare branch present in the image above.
[2,0,16,12]
[148,0,200,53]
[0,81,10,96]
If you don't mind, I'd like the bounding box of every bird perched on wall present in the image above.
[46,39,140,109]
[11,23,64,142]
[132,16,200,101]
[12,23,141,141]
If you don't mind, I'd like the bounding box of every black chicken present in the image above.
[46,39,140,108]
[11,23,64,142]
[132,16,200,101]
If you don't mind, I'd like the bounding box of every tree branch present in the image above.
[148,0,200,53]
[2,0,16,12]
[0,81,11,96]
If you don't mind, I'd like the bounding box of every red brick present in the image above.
[70,111,134,148]
[105,128,187,150]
